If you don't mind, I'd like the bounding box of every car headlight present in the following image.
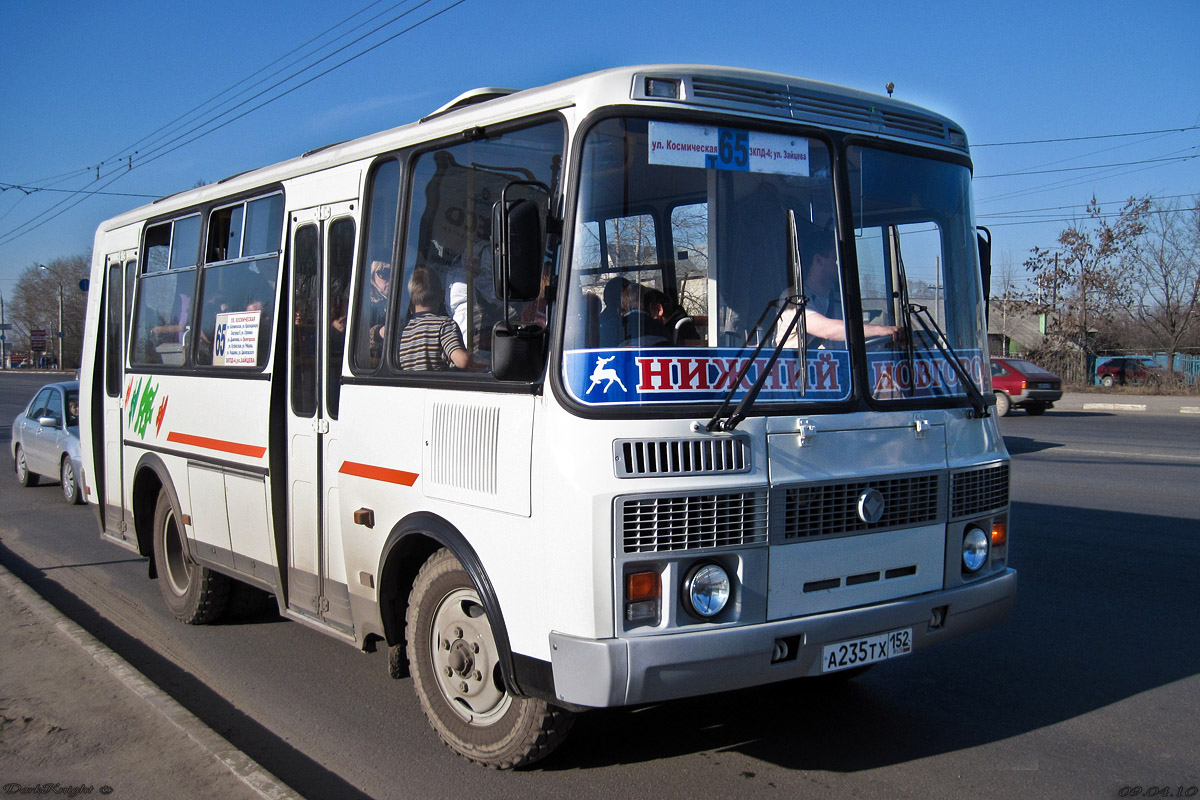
[962,527,990,572]
[684,563,730,617]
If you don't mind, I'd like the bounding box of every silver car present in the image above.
[11,380,85,504]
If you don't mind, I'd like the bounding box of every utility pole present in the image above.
[57,281,64,370]
[38,263,65,370]
[0,290,7,369]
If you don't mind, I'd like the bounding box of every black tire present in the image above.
[15,446,38,487]
[993,391,1011,417]
[152,490,229,624]
[1025,402,1046,416]
[1101,375,1115,388]
[406,548,574,769]
[61,458,84,504]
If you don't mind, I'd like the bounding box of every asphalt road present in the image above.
[2,371,1198,799]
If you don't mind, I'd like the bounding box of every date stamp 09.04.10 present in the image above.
[3,785,114,797]
[1118,788,1199,798]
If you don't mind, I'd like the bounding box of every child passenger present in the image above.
[397,267,484,371]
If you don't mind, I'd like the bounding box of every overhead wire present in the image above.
[976,151,1200,179]
[974,125,1200,147]
[133,0,462,172]
[0,0,468,248]
[97,0,406,172]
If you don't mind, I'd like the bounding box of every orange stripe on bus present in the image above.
[339,461,419,486]
[166,432,267,459]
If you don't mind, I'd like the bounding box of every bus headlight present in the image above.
[962,527,990,573]
[684,563,730,617]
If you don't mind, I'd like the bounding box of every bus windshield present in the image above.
[560,117,987,412]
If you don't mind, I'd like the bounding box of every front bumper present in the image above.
[549,568,1015,708]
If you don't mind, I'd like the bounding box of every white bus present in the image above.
[79,65,1015,768]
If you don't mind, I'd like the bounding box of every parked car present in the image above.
[990,357,1062,416]
[1096,356,1162,387]
[11,380,85,504]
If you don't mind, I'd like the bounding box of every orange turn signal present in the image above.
[991,520,1007,547]
[626,571,661,603]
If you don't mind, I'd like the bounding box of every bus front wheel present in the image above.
[406,548,574,769]
[152,490,229,624]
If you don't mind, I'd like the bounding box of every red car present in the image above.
[990,357,1062,416]
[1095,356,1162,387]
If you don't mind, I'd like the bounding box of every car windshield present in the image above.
[560,117,987,413]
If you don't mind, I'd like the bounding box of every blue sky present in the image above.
[2,0,1197,297]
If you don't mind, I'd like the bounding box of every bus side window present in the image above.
[291,224,320,415]
[195,194,283,369]
[352,159,400,373]
[105,263,123,397]
[327,217,355,417]
[396,120,565,375]
[130,216,200,367]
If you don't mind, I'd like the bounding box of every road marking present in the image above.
[1181,406,1200,415]
[1082,402,1147,411]
[1058,446,1200,463]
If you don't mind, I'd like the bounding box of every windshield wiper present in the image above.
[706,210,810,433]
[788,209,808,395]
[890,229,917,398]
[706,295,807,432]
[907,303,990,418]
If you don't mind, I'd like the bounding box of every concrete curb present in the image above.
[0,564,303,800]
[1056,392,1200,416]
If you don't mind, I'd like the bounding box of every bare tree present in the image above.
[1025,196,1150,380]
[1125,198,1200,372]
[11,254,90,368]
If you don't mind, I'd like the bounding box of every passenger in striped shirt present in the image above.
[398,267,483,371]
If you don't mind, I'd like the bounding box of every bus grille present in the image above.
[614,437,750,478]
[781,474,941,540]
[950,462,1010,518]
[689,75,954,147]
[620,491,768,553]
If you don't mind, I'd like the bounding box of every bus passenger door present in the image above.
[285,204,356,632]
[99,252,136,545]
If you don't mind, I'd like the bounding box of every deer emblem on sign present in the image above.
[585,355,627,395]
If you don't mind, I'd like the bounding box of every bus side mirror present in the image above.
[492,198,544,302]
[491,183,551,382]
[977,226,992,323]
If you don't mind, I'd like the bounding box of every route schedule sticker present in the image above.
[648,121,810,176]
[214,310,261,366]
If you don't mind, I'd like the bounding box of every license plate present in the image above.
[1038,382,1053,389]
[822,628,912,673]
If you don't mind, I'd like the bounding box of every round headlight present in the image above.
[962,527,990,572]
[685,563,730,617]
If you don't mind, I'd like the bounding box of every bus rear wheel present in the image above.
[406,548,573,769]
[152,490,229,624]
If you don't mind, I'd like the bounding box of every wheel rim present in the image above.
[160,507,192,596]
[61,461,75,500]
[429,587,511,726]
[16,449,27,482]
